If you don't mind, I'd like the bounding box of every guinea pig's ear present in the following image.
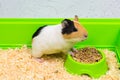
[61,19,69,28]
[74,15,79,21]
[61,19,77,34]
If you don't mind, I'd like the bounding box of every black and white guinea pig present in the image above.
[32,15,88,58]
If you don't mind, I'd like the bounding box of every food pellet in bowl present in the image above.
[72,47,102,63]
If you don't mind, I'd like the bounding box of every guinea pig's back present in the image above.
[37,24,63,42]
[32,24,67,53]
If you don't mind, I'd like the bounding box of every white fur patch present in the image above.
[32,24,74,58]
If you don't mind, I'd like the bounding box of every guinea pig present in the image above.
[32,15,88,58]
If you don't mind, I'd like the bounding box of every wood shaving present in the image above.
[0,45,119,80]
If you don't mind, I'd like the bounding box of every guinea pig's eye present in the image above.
[73,28,78,32]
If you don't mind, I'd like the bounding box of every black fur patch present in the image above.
[32,25,47,38]
[61,19,77,34]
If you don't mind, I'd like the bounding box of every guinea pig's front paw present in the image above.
[69,48,78,56]
[71,48,78,53]
[69,51,75,56]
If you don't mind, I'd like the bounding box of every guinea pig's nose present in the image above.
[84,34,88,38]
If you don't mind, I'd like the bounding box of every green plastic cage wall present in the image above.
[0,18,120,62]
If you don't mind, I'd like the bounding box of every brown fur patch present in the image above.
[63,21,87,39]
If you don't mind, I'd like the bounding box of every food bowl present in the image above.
[64,47,108,78]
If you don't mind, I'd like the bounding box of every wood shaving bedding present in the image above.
[0,45,120,80]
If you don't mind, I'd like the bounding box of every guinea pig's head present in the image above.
[61,15,88,42]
